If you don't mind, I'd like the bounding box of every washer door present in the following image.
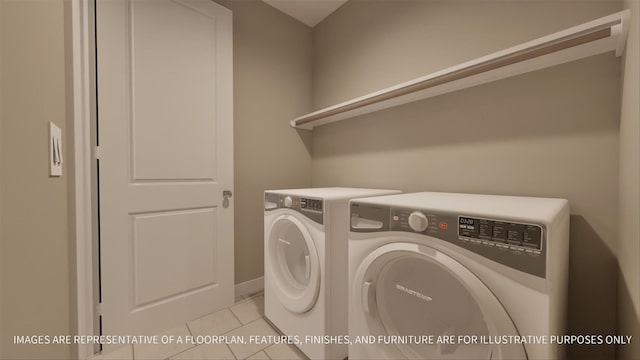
[354,242,527,360]
[267,215,321,313]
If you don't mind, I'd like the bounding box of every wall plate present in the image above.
[49,121,62,177]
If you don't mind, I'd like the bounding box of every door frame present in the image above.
[69,0,97,358]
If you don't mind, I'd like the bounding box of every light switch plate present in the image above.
[49,121,62,177]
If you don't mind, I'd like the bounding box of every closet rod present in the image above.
[292,10,629,130]
[296,29,610,127]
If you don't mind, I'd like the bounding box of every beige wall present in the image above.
[312,1,623,359]
[618,0,640,359]
[0,0,3,353]
[216,0,313,285]
[0,0,71,359]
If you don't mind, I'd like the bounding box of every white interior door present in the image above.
[96,0,233,340]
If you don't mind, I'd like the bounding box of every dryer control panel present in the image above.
[350,203,546,278]
[265,193,324,224]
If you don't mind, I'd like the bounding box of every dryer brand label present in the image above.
[395,284,432,302]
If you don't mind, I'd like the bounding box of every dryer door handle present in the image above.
[305,255,310,281]
[363,281,375,313]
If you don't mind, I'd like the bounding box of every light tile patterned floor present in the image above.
[90,292,307,360]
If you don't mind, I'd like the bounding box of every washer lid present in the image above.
[267,215,320,313]
[357,243,527,359]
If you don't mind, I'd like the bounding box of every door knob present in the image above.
[222,190,233,209]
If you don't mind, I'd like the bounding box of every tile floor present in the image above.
[90,292,308,360]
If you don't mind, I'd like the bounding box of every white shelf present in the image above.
[292,10,630,130]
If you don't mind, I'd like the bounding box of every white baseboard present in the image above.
[235,276,264,299]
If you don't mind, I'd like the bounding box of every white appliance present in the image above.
[348,192,569,360]
[264,187,401,360]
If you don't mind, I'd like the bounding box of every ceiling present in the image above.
[262,0,348,27]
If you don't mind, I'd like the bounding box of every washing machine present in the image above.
[264,187,401,359]
[348,192,569,360]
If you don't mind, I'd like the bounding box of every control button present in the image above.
[408,211,429,232]
[284,196,293,208]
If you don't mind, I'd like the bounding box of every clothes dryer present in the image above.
[348,192,569,360]
[264,187,401,359]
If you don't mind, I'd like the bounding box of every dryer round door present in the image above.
[267,214,321,314]
[353,242,527,360]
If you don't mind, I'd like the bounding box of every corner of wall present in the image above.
[618,1,640,359]
[232,0,313,284]
[0,0,4,356]
[63,0,80,358]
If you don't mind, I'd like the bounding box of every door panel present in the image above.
[132,208,218,306]
[97,0,233,340]
[131,0,218,181]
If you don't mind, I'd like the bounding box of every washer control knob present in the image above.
[408,211,429,232]
[284,196,293,208]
